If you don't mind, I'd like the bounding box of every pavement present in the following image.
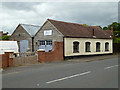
[2,54,119,88]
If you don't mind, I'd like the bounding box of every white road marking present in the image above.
[46,71,91,84]
[6,72,19,75]
[104,65,118,69]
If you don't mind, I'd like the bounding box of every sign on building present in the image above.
[44,30,52,36]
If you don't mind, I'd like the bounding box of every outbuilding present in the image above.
[34,19,113,58]
[10,24,41,53]
[0,41,19,54]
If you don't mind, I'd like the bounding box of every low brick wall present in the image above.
[13,55,38,66]
[0,52,14,68]
[0,53,9,68]
[38,42,63,63]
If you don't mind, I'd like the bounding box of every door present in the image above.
[39,40,52,52]
[20,40,29,53]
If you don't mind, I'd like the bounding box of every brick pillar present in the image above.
[38,49,45,63]
[5,51,14,67]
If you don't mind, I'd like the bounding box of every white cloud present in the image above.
[0,2,118,34]
[1,0,119,2]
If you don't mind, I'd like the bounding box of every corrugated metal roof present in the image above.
[21,24,41,37]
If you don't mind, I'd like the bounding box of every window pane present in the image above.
[96,42,100,52]
[105,42,109,51]
[86,42,90,52]
[73,42,79,53]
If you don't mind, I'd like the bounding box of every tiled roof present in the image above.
[48,19,113,39]
[21,24,41,37]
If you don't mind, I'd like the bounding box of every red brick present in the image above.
[38,41,63,63]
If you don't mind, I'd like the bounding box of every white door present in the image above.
[20,40,29,53]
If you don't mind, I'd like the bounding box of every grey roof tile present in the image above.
[21,24,41,37]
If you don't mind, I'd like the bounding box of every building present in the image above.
[0,31,9,36]
[10,24,41,53]
[34,19,113,58]
[0,41,19,54]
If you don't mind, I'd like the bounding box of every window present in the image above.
[46,40,52,45]
[96,42,100,52]
[85,42,91,52]
[39,40,52,45]
[105,42,109,51]
[73,41,79,53]
[39,41,45,45]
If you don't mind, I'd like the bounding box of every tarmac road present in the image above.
[2,56,119,88]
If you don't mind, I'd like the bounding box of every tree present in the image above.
[83,24,88,26]
[103,22,120,31]
[98,26,102,29]
[103,27,108,30]
[1,35,10,40]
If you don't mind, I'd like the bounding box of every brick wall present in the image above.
[0,52,14,68]
[38,42,63,63]
[0,54,8,68]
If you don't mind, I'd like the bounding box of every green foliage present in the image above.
[103,22,120,31]
[1,35,10,40]
[114,31,120,37]
[113,37,120,43]
[83,24,88,26]
[103,27,108,30]
[102,22,120,42]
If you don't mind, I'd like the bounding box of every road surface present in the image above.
[2,57,119,88]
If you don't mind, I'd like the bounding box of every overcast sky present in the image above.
[0,1,118,34]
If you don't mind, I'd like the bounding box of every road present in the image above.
[2,57,119,88]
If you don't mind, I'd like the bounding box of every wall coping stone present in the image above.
[37,49,45,52]
[4,50,14,53]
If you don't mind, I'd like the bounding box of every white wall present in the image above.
[0,41,19,54]
[64,38,113,56]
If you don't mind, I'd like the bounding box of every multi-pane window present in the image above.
[105,42,109,51]
[46,40,52,45]
[73,41,79,53]
[39,41,45,45]
[96,42,100,52]
[39,40,52,45]
[85,42,91,52]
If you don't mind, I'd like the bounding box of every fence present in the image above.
[13,52,38,66]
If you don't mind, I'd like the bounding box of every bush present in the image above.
[1,35,10,40]
[113,37,120,43]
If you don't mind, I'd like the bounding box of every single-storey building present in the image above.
[0,41,19,54]
[34,19,113,58]
[10,24,41,53]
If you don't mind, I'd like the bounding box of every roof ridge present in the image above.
[20,23,41,27]
[47,19,99,28]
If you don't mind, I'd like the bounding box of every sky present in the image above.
[0,0,119,34]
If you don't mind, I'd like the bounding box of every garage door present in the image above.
[39,40,52,52]
[20,40,29,53]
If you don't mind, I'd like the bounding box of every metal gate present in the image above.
[20,40,29,53]
[38,40,52,52]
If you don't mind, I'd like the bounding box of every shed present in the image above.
[10,24,41,53]
[0,41,19,54]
